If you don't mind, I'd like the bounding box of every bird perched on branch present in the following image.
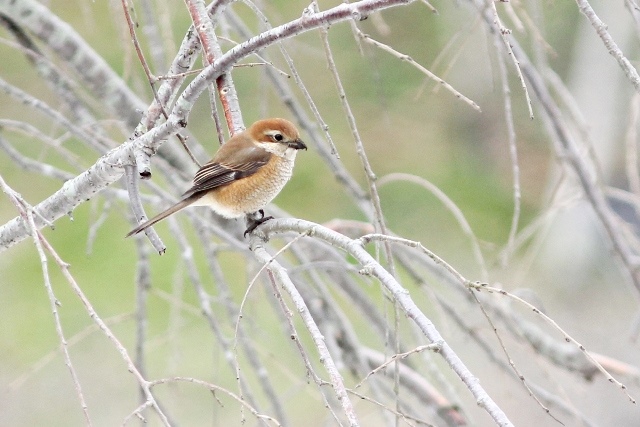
[126,118,306,238]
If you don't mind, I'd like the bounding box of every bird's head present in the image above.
[249,118,307,153]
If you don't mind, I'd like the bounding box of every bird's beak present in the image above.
[288,138,307,150]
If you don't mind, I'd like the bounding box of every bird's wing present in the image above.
[182,144,271,198]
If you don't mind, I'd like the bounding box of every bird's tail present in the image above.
[125,197,195,237]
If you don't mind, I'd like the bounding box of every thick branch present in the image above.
[0,0,144,129]
[254,218,514,427]
[0,0,415,252]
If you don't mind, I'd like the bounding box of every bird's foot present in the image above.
[244,210,274,237]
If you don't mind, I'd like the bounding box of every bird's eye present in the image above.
[273,133,284,142]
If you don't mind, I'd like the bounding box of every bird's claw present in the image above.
[244,212,274,237]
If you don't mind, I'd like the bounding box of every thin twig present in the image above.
[38,231,172,425]
[468,282,636,403]
[150,377,283,426]
[123,164,166,254]
[0,175,93,426]
[491,27,521,266]
[250,233,361,427]
[377,173,488,280]
[470,292,564,424]
[356,29,481,112]
[489,1,534,119]
[355,344,441,389]
[575,0,640,92]
[121,0,200,168]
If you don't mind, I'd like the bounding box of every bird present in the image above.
[126,118,306,238]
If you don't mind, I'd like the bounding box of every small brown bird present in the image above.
[126,118,306,237]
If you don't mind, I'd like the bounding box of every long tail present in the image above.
[125,197,196,237]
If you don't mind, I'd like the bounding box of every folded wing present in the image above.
[182,144,271,198]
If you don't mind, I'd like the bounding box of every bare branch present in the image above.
[254,218,515,427]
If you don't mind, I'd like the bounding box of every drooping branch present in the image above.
[251,218,515,427]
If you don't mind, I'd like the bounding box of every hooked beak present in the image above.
[288,138,307,150]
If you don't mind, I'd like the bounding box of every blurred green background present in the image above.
[1,0,639,425]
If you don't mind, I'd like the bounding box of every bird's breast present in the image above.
[201,155,296,218]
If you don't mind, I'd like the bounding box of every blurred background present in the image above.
[1,0,640,425]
